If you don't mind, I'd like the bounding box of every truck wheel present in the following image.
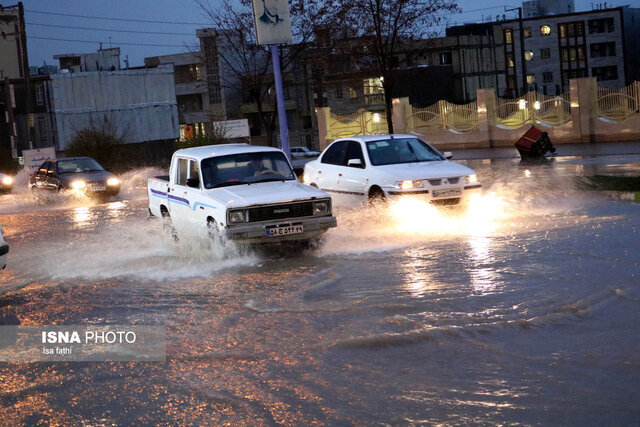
[162,210,178,242]
[207,218,224,247]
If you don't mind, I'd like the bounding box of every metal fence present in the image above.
[407,100,479,134]
[597,82,640,122]
[327,109,389,138]
[494,92,571,129]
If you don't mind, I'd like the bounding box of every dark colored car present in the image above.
[0,172,14,194]
[28,157,121,197]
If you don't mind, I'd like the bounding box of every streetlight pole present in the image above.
[269,44,291,160]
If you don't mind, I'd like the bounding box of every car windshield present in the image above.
[201,151,295,189]
[365,138,444,166]
[57,158,105,173]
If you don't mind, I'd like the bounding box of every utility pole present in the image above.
[506,6,527,96]
[17,1,33,150]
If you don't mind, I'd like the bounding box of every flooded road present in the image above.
[1,155,639,424]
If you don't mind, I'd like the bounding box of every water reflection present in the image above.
[401,248,434,299]
[467,235,497,295]
[72,206,93,227]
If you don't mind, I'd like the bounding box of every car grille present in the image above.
[428,177,460,186]
[247,201,314,223]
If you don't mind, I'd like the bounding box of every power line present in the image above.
[28,35,192,48]
[26,22,196,36]
[24,9,209,25]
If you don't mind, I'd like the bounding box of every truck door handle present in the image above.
[338,173,342,177]
[318,171,322,174]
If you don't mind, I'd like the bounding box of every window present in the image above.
[527,74,536,84]
[563,69,588,85]
[176,158,189,185]
[524,50,534,61]
[543,72,553,82]
[504,29,513,44]
[336,84,343,99]
[590,42,616,58]
[344,141,365,167]
[440,52,452,65]
[592,66,618,81]
[35,84,44,106]
[540,25,551,36]
[588,18,614,34]
[321,141,347,165]
[506,53,515,68]
[349,87,357,99]
[523,27,532,38]
[506,75,517,90]
[38,116,47,143]
[189,160,199,184]
[540,48,551,59]
[559,24,567,38]
[365,138,443,166]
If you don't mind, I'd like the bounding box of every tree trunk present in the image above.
[384,83,394,134]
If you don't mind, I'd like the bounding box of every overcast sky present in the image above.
[17,0,610,69]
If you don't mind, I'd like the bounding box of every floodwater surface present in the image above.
[0,155,639,424]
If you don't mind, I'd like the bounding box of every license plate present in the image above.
[90,185,106,191]
[432,188,461,198]
[266,224,303,237]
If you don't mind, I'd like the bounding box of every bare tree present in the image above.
[196,0,339,146]
[340,0,459,132]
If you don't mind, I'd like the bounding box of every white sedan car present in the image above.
[0,225,8,270]
[303,134,481,205]
[291,146,321,158]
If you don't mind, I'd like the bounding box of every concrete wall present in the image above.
[50,68,179,150]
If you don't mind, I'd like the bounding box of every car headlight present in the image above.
[2,176,13,186]
[71,180,87,189]
[395,180,423,190]
[107,178,120,186]
[465,174,478,184]
[228,210,246,224]
[313,200,330,215]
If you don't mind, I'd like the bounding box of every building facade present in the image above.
[493,5,640,97]
[145,52,211,140]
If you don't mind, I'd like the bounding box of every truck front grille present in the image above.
[247,201,314,223]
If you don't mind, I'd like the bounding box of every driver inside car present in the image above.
[248,157,270,176]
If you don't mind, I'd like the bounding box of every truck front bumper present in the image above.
[223,215,337,244]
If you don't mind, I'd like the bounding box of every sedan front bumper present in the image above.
[386,184,482,203]
[223,215,337,244]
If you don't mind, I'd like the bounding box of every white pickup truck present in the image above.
[148,144,337,244]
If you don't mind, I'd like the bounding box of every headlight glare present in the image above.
[71,180,87,189]
[228,210,246,224]
[396,180,423,190]
[313,200,330,215]
[2,176,13,186]
[465,174,478,184]
[107,178,120,186]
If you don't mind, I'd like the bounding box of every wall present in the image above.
[50,67,179,150]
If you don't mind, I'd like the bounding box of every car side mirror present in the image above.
[347,158,363,168]
[443,151,453,159]
[186,177,200,188]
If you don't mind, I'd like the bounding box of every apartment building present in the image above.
[493,3,640,96]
